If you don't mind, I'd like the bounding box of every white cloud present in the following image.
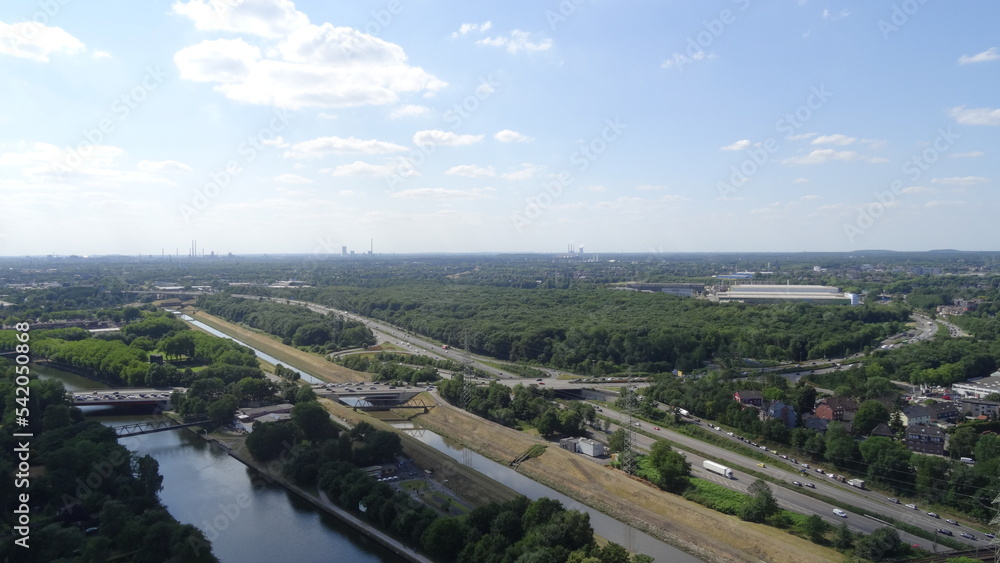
[317,112,338,119]
[446,164,495,178]
[584,185,606,192]
[958,47,999,65]
[0,142,172,187]
[171,0,310,38]
[932,176,989,186]
[794,178,810,183]
[811,134,856,145]
[388,104,430,119]
[948,106,1000,126]
[391,187,495,200]
[412,130,484,147]
[950,151,984,158]
[0,21,85,62]
[494,129,533,143]
[801,194,820,200]
[501,164,543,181]
[925,200,966,208]
[272,173,313,184]
[901,186,937,194]
[783,149,885,165]
[661,50,711,69]
[172,6,446,110]
[476,30,552,55]
[325,160,405,177]
[282,136,408,159]
[92,50,112,59]
[451,21,492,38]
[137,160,193,173]
[787,132,818,141]
[720,139,751,151]
[636,184,667,191]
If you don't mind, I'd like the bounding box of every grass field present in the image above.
[416,400,842,563]
[185,309,368,383]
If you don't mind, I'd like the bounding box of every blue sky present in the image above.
[1,0,997,256]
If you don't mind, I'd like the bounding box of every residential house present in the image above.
[904,425,946,456]
[802,415,829,432]
[763,400,798,429]
[900,405,931,426]
[870,423,895,438]
[927,402,960,423]
[957,398,1000,419]
[815,397,858,422]
[734,390,764,407]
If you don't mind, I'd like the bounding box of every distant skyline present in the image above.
[1,1,998,256]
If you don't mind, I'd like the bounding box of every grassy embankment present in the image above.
[185,309,368,383]
[416,399,842,563]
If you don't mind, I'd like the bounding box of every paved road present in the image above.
[595,407,984,551]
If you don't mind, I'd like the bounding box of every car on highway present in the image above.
[537,382,545,385]
[792,481,802,487]
[653,427,660,431]
[887,497,899,504]
[985,533,995,539]
[937,529,953,536]
[959,532,976,540]
[804,482,815,488]
[927,512,939,518]
[832,509,847,518]
[757,463,766,468]
[801,463,809,468]
[945,519,957,525]
[905,504,917,510]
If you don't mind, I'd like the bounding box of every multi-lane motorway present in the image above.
[226,295,991,550]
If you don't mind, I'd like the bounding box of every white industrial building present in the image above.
[716,284,855,304]
[558,437,607,457]
[952,375,1000,399]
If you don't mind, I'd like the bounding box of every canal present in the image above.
[34,363,402,563]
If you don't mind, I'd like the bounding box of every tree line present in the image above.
[197,294,375,352]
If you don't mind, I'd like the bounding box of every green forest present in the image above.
[286,283,909,374]
[196,294,375,352]
[0,365,216,562]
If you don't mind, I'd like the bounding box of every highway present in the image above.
[595,407,987,551]
[224,295,990,549]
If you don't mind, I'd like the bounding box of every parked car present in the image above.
[833,509,847,518]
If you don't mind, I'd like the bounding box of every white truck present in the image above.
[848,479,865,489]
[703,460,734,479]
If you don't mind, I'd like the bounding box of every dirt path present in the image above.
[416,401,840,563]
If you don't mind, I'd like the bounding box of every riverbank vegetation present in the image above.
[0,363,216,561]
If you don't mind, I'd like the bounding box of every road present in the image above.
[228,295,986,549]
[595,407,985,551]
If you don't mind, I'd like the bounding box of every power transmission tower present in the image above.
[620,387,638,476]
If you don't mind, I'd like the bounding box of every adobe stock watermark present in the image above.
[716,85,833,200]
[546,0,590,30]
[510,117,626,233]
[842,127,959,242]
[5,0,73,50]
[187,440,297,555]
[179,108,294,223]
[878,0,930,40]
[661,0,751,72]
[383,74,500,190]
[51,65,168,177]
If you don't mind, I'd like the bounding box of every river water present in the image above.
[34,363,400,563]
[35,315,704,562]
